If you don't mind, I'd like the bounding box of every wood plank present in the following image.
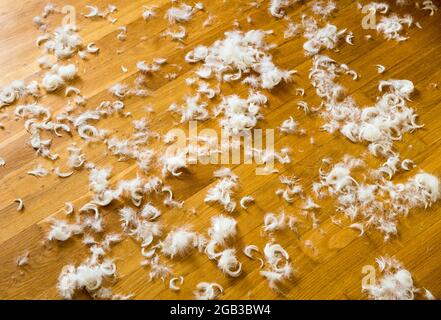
[0,0,440,299]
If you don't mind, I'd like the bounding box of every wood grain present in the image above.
[0,0,441,300]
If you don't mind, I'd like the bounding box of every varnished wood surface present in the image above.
[0,0,441,300]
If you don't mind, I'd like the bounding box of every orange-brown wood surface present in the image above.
[0,0,440,299]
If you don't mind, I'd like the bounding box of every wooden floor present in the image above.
[1,0,441,300]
